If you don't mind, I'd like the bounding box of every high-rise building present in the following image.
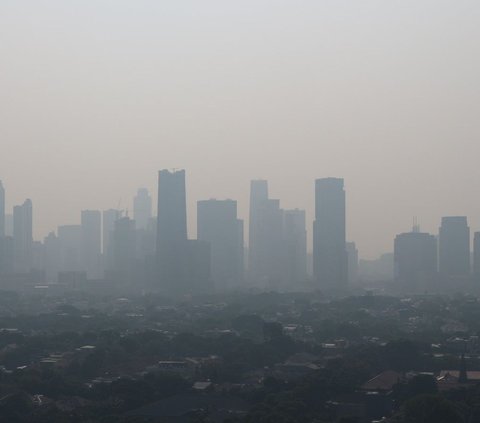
[439,216,470,277]
[283,209,307,286]
[43,231,60,282]
[111,216,136,285]
[197,199,244,290]
[81,210,102,279]
[103,209,122,270]
[156,169,189,293]
[248,180,285,287]
[5,214,13,237]
[133,188,152,230]
[0,181,5,238]
[313,178,347,288]
[157,170,187,251]
[58,225,82,272]
[346,242,359,284]
[13,199,33,273]
[473,232,480,281]
[394,228,437,289]
[248,180,268,280]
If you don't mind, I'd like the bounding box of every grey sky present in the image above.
[1,1,479,258]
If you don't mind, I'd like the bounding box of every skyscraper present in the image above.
[248,180,285,287]
[197,199,244,290]
[58,225,82,272]
[439,216,470,278]
[473,232,480,281]
[156,169,187,253]
[313,178,347,288]
[0,181,5,238]
[283,209,307,286]
[156,169,188,292]
[133,188,152,230]
[394,227,437,289]
[111,216,136,285]
[81,210,102,279]
[13,199,33,273]
[103,209,122,270]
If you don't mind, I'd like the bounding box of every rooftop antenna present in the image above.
[412,216,420,233]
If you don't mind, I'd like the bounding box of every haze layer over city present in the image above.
[2,1,480,259]
[2,2,480,423]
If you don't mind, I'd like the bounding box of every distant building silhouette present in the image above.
[197,199,244,290]
[313,178,347,288]
[133,188,152,230]
[473,232,480,281]
[439,216,470,278]
[346,242,359,284]
[111,216,136,285]
[58,225,82,273]
[394,226,437,290]
[0,181,5,238]
[156,169,210,294]
[43,231,60,282]
[283,209,307,287]
[248,180,284,288]
[13,199,33,273]
[103,209,122,270]
[81,210,102,279]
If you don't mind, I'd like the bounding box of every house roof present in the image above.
[361,370,401,392]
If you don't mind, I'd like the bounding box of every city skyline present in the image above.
[2,1,480,259]
[3,174,480,262]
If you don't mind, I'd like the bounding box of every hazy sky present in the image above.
[1,1,480,258]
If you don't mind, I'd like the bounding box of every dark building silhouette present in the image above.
[58,225,82,273]
[156,169,187,253]
[197,199,244,291]
[133,188,152,230]
[473,232,480,281]
[313,178,347,288]
[283,209,307,287]
[156,169,210,294]
[81,210,102,279]
[103,209,122,270]
[13,199,33,273]
[111,216,136,285]
[248,180,284,288]
[394,226,437,290]
[0,181,5,238]
[439,216,470,278]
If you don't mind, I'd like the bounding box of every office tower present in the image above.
[57,225,82,272]
[43,232,60,282]
[156,169,188,292]
[81,210,102,279]
[5,214,13,237]
[394,227,437,289]
[346,242,359,284]
[248,180,285,287]
[313,178,347,288]
[134,188,152,230]
[248,179,268,281]
[474,232,480,281]
[103,209,122,269]
[111,216,136,284]
[184,239,212,294]
[283,209,307,286]
[13,199,33,273]
[197,199,244,290]
[0,236,13,275]
[439,216,470,277]
[157,169,187,250]
[0,181,5,238]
